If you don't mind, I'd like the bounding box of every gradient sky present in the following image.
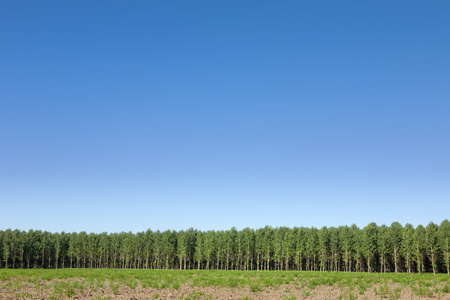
[1,1,449,233]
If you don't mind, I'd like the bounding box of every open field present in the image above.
[1,269,449,300]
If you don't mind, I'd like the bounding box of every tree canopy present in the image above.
[1,221,450,273]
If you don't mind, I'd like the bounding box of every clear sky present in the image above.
[1,1,449,233]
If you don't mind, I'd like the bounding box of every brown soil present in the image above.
[1,279,449,300]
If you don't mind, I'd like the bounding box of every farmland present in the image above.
[2,222,450,299]
[1,269,449,300]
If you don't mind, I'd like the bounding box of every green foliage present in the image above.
[110,281,120,294]
[184,291,205,300]
[172,280,181,290]
[65,287,76,298]
[389,287,402,300]
[249,283,262,292]
[1,221,450,273]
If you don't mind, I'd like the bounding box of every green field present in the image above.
[1,269,450,300]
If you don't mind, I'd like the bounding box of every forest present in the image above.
[1,221,449,274]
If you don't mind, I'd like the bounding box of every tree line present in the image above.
[1,221,449,274]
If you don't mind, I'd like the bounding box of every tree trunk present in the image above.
[394,246,398,273]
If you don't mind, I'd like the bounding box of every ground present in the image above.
[0,269,449,299]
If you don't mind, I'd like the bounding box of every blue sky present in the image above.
[1,1,449,233]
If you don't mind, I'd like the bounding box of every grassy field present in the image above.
[1,269,449,300]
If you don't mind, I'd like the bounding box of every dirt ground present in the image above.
[106,285,449,300]
[1,279,449,300]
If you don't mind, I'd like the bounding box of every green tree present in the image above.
[216,230,226,270]
[3,221,450,273]
[2,229,11,268]
[329,227,340,272]
[274,227,285,271]
[439,219,450,274]
[243,228,254,271]
[339,226,353,272]
[378,225,390,273]
[318,227,330,272]
[363,223,378,273]
[389,222,403,273]
[186,228,197,270]
[402,224,415,273]
[136,231,146,269]
[177,230,187,270]
[110,233,120,268]
[87,233,97,268]
[161,230,177,269]
[426,222,439,275]
[204,230,216,270]
[262,226,273,271]
[413,225,426,273]
[306,228,319,271]
[255,228,264,271]
[98,232,109,268]
[195,231,205,270]
[77,231,88,268]
[352,225,363,272]
[295,227,307,271]
[54,232,61,269]
[282,228,295,271]
[143,229,154,269]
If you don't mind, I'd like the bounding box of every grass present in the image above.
[0,269,449,299]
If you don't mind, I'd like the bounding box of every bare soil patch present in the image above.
[1,278,449,300]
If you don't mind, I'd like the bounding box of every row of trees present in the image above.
[1,221,450,274]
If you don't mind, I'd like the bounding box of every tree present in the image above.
[32,230,43,268]
[2,222,450,273]
[110,233,120,268]
[439,219,450,274]
[426,222,439,275]
[16,230,26,268]
[329,227,340,272]
[143,229,154,269]
[54,233,61,269]
[378,225,390,273]
[204,230,216,270]
[282,228,295,271]
[255,228,264,271]
[318,227,330,272]
[413,225,426,273]
[195,231,204,270]
[186,228,197,270]
[295,227,307,271]
[262,226,273,271]
[363,223,378,273]
[77,231,88,268]
[136,231,146,269]
[3,229,11,268]
[402,224,414,273]
[352,225,363,272]
[177,230,187,270]
[98,232,109,268]
[152,231,163,269]
[339,226,353,272]
[389,222,403,273]
[242,228,254,271]
[216,230,226,270]
[87,233,97,268]
[274,228,285,271]
[161,230,176,269]
[306,228,319,271]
